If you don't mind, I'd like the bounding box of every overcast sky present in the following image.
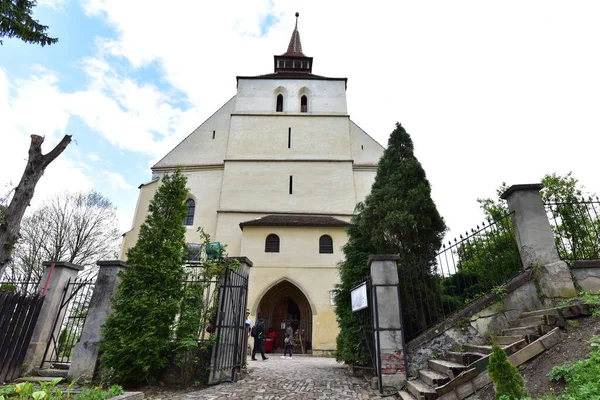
[1,0,598,241]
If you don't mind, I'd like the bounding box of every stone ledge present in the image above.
[572,260,600,269]
[41,261,84,271]
[111,392,144,400]
[97,260,128,268]
[500,183,543,199]
[231,256,253,268]
[368,255,400,266]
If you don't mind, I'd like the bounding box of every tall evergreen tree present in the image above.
[335,122,447,363]
[100,169,188,385]
[0,0,58,46]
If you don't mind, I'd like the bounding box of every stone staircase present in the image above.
[398,303,591,400]
[37,362,69,379]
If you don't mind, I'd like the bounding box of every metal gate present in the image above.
[40,277,95,368]
[209,264,249,384]
[352,278,377,374]
[0,290,45,383]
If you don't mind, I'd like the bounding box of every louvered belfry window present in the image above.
[319,235,333,254]
[183,199,195,226]
[265,234,280,253]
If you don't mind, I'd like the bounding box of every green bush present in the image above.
[488,344,528,400]
[99,169,189,385]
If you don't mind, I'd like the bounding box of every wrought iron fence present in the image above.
[399,212,522,341]
[41,277,95,368]
[0,290,45,383]
[545,197,600,261]
[179,263,221,341]
[0,280,40,295]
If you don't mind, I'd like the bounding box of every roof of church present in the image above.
[282,13,305,57]
[239,214,351,230]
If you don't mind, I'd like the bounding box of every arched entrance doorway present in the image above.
[257,280,313,354]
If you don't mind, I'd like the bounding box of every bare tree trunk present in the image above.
[0,134,72,278]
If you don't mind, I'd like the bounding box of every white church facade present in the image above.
[121,15,384,354]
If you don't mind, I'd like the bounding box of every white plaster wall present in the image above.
[181,169,224,241]
[226,115,352,160]
[350,120,385,164]
[234,79,347,114]
[218,161,357,214]
[154,97,235,167]
[240,226,348,267]
[353,170,378,204]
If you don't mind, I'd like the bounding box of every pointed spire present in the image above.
[283,12,305,56]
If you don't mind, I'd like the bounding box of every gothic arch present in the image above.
[273,86,288,112]
[252,277,317,316]
[298,87,312,112]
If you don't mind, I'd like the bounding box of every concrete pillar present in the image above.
[24,262,84,374]
[501,184,577,300]
[68,260,127,380]
[368,255,406,390]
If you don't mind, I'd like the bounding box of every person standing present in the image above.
[251,318,268,361]
[281,320,294,359]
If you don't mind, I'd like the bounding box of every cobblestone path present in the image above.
[166,355,384,399]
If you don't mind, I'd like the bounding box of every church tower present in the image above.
[121,14,384,355]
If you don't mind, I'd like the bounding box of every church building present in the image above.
[121,14,384,355]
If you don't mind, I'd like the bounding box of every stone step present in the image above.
[468,339,527,374]
[494,335,523,345]
[407,379,438,400]
[37,368,68,378]
[428,359,468,379]
[502,325,541,336]
[399,390,418,400]
[509,315,545,328]
[13,376,66,383]
[443,352,484,366]
[419,369,450,387]
[51,362,70,371]
[464,339,527,357]
[510,315,565,328]
[520,303,590,319]
[436,368,478,397]
[524,334,541,344]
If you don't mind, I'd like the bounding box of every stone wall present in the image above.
[571,260,600,293]
[406,269,544,376]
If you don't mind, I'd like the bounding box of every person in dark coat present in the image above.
[251,318,268,361]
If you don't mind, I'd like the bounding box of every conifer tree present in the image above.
[335,122,447,363]
[488,343,528,399]
[0,0,58,46]
[100,169,188,385]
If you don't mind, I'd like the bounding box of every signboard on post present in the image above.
[351,282,368,312]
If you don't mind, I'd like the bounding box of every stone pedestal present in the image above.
[68,260,127,380]
[24,262,84,375]
[502,184,577,300]
[368,255,407,390]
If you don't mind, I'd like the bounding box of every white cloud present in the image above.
[105,171,133,191]
[88,153,101,162]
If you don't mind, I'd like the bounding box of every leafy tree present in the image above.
[100,169,189,385]
[335,123,447,362]
[488,343,528,399]
[0,0,58,46]
[3,191,120,283]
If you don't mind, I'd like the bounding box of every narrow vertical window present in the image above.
[288,127,291,149]
[301,95,308,113]
[319,235,333,254]
[183,199,195,226]
[276,94,284,112]
[361,145,364,150]
[289,176,293,194]
[212,130,216,139]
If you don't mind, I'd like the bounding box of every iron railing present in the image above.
[399,212,522,341]
[352,278,377,373]
[40,277,95,368]
[545,197,600,261]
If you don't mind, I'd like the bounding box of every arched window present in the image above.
[301,95,308,113]
[276,94,284,112]
[319,235,333,254]
[265,234,280,253]
[183,199,195,226]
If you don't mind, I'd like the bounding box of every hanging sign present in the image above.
[351,282,368,312]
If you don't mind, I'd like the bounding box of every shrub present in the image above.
[488,343,528,400]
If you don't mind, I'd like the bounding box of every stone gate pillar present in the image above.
[368,255,407,390]
[68,260,127,380]
[24,262,84,375]
[501,184,577,301]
